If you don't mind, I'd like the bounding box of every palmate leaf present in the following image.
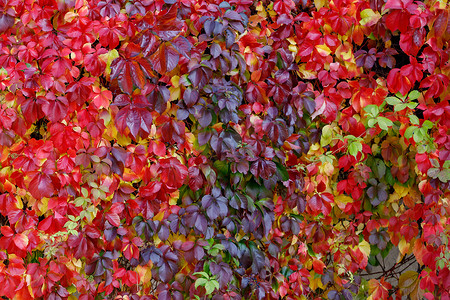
[110,52,154,95]
[28,172,55,199]
[113,94,153,139]
[150,42,179,75]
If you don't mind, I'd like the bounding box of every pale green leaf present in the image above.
[404,126,417,139]
[377,116,393,131]
[408,90,420,100]
[386,97,402,106]
[409,115,420,125]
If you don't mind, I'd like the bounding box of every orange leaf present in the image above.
[368,278,392,300]
[312,259,325,275]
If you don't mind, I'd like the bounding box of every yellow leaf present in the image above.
[360,9,382,26]
[314,0,328,9]
[297,65,317,80]
[136,265,153,286]
[308,271,324,291]
[398,238,410,257]
[316,44,332,57]
[394,183,410,197]
[336,42,353,61]
[322,162,335,176]
[358,240,371,257]
[169,86,181,101]
[288,44,297,54]
[37,197,49,216]
[399,270,419,297]
[171,75,180,87]
[335,194,353,210]
[256,2,267,18]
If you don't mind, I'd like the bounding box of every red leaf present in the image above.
[159,158,188,191]
[106,212,121,227]
[28,172,55,199]
[115,106,153,139]
[150,43,179,75]
[312,259,325,275]
[118,63,134,95]
[13,233,29,250]
[39,95,69,123]
[387,68,412,96]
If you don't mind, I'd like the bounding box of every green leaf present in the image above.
[193,271,209,279]
[368,255,378,266]
[422,120,434,130]
[74,197,86,207]
[385,168,395,185]
[386,97,402,106]
[348,141,362,158]
[437,259,445,270]
[438,171,450,182]
[404,126,417,139]
[377,116,393,130]
[374,159,386,179]
[413,128,425,143]
[364,105,379,117]
[407,102,418,109]
[395,92,407,99]
[408,90,420,100]
[409,115,420,125]
[205,280,218,294]
[430,159,440,168]
[320,125,333,146]
[195,278,208,289]
[81,187,89,198]
[380,242,392,258]
[214,160,229,178]
[368,118,378,128]
[394,103,407,112]
[427,168,439,178]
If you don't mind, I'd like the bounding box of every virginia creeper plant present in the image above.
[0,0,449,299]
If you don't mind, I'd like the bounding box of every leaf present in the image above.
[314,0,327,9]
[40,96,69,123]
[115,104,153,139]
[13,233,29,250]
[195,278,208,289]
[408,90,420,100]
[394,103,407,111]
[368,118,378,128]
[385,97,402,106]
[409,115,419,125]
[0,13,14,32]
[360,9,382,26]
[368,278,391,300]
[150,43,180,75]
[335,194,353,210]
[413,128,425,143]
[377,116,393,131]
[364,105,379,117]
[398,271,419,297]
[275,162,289,181]
[320,125,333,146]
[92,86,112,109]
[29,173,55,199]
[348,141,362,158]
[312,259,325,275]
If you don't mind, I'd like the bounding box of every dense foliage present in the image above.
[0,0,449,299]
